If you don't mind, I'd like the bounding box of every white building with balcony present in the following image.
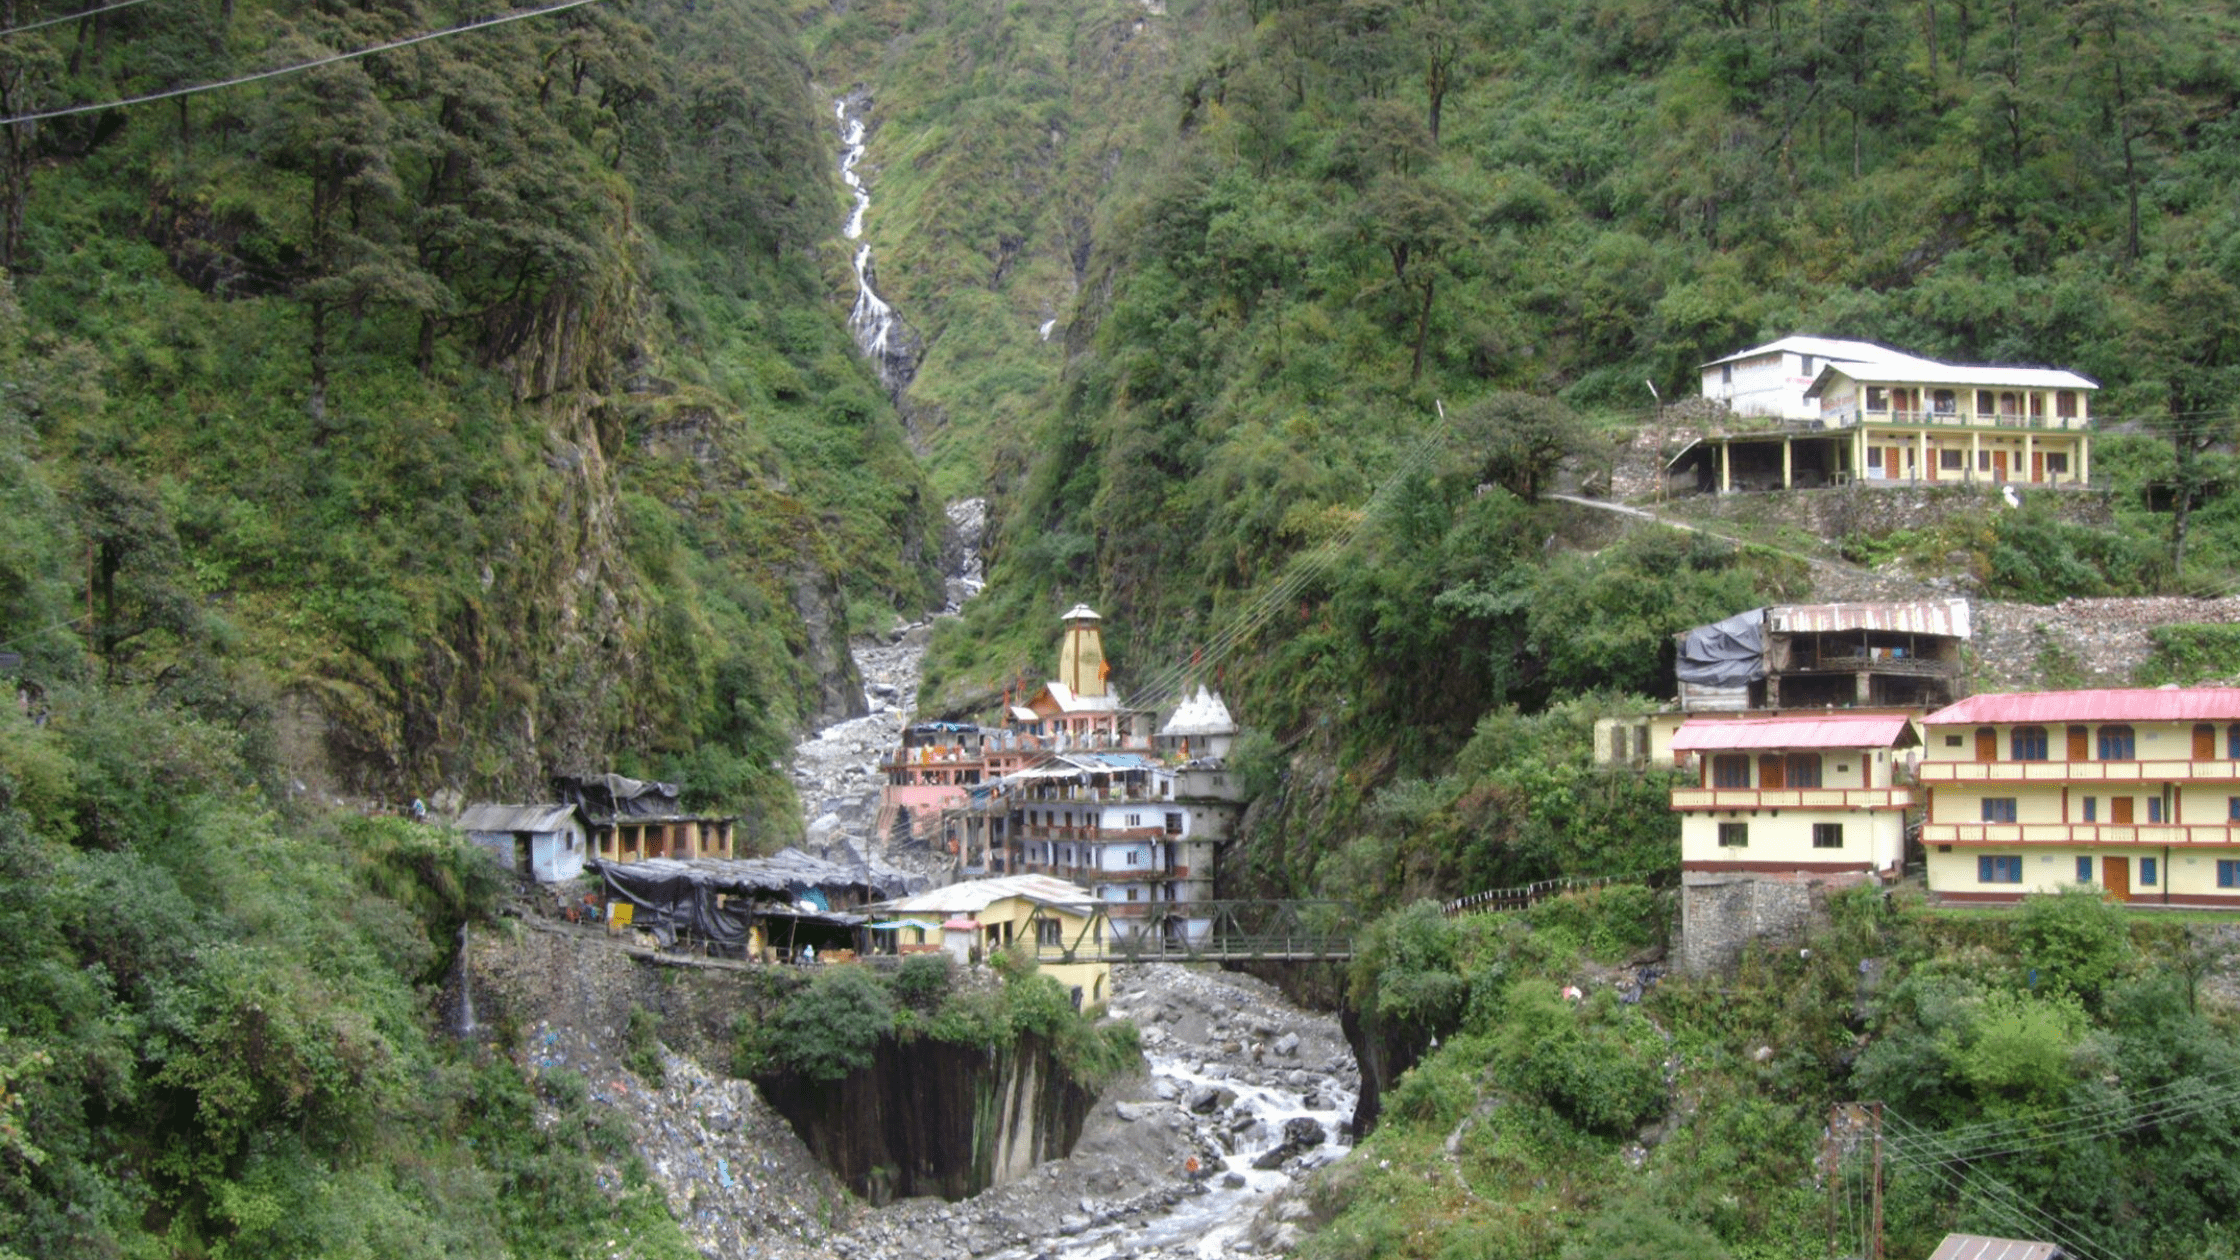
[1679,337,2098,493]
[1005,753,1216,942]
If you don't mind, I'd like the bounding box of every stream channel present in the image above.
[794,99,1357,1259]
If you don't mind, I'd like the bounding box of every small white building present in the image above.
[458,803,590,883]
[1155,686,1239,759]
[1700,336,1918,421]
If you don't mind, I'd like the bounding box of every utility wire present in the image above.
[0,0,608,126]
[0,0,159,39]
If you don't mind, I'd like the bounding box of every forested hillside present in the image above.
[0,0,939,1253]
[2,0,940,823]
[921,0,2240,908]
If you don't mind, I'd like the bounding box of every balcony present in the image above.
[1818,406,2088,432]
[1916,759,2240,785]
[1670,787,1915,811]
[1922,822,2237,846]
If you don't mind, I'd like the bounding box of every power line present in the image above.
[0,0,159,39]
[0,0,609,126]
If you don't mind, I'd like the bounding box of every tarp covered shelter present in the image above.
[1676,608,1767,687]
[554,773,683,819]
[595,857,869,950]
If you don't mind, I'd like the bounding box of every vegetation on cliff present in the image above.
[2,0,941,822]
[1327,889,2240,1260]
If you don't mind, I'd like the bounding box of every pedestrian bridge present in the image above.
[1025,900,1359,964]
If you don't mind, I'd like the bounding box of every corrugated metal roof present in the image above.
[457,803,582,833]
[1926,1233,2063,1260]
[1768,599,1971,639]
[1805,358,2098,395]
[873,874,1098,916]
[1670,715,1916,752]
[1700,336,1916,369]
[1926,687,2240,726]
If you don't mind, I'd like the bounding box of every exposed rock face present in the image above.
[756,1032,1099,1204]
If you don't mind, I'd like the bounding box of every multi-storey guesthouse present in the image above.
[1916,688,2240,905]
[1670,713,1919,971]
[1681,336,2097,493]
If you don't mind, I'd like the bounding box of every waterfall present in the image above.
[836,98,914,393]
[454,922,477,1037]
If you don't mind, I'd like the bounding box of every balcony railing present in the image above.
[1923,822,2235,845]
[1670,787,1915,811]
[1917,759,2240,784]
[1817,406,2088,432]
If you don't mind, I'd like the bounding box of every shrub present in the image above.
[2014,888,2132,1002]
[893,952,952,1011]
[1491,983,1665,1136]
[624,1006,665,1085]
[765,966,895,1082]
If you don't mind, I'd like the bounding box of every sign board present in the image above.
[607,901,633,929]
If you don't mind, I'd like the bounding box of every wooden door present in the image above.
[2104,856,2130,901]
[1993,450,2009,482]
[1758,754,1786,789]
[1975,728,1999,761]
[2032,451,2045,482]
[2067,725,2089,760]
[2111,797,2134,825]
[1885,447,1901,479]
[2195,724,2216,760]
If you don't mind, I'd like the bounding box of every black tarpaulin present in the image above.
[556,773,683,819]
[1676,607,1768,686]
[596,859,867,948]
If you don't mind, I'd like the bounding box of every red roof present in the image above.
[1925,688,2240,726]
[1670,714,1916,753]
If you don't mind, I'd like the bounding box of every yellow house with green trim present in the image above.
[867,875,1113,1006]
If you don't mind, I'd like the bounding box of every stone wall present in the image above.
[1971,596,2240,691]
[1667,481,2114,540]
[1679,870,1872,974]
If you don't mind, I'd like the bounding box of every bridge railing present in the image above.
[1442,875,1626,917]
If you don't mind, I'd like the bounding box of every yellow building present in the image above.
[1672,714,1919,878]
[1683,338,2097,494]
[867,874,1114,1005]
[1918,688,2240,905]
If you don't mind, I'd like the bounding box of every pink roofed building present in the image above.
[1672,713,1919,971]
[1917,687,2240,905]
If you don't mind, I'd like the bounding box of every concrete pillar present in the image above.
[2022,431,2034,482]
[1719,441,1732,494]
[2079,437,2091,486]
[1917,430,1929,483]
[1968,430,1981,484]
[1782,438,1793,489]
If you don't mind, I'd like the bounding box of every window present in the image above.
[1944,734,1964,748]
[2220,860,2240,889]
[1124,813,1142,827]
[2147,797,2165,824]
[1036,918,1062,946]
[1126,888,1139,902]
[1812,823,1845,849]
[1125,850,1140,866]
[1982,798,2018,823]
[2084,797,2098,822]
[2230,724,2240,759]
[1712,754,1750,788]
[1786,753,1824,789]
[2098,725,2136,761]
[2230,796,2239,822]
[2141,857,2159,887]
[1867,386,1888,411]
[1800,355,1816,376]
[1165,813,1184,835]
[1718,822,1749,848]
[2045,453,2069,475]
[1978,450,1992,471]
[1721,364,1734,385]
[1933,389,1957,414]
[1979,856,2023,884]
[2011,726,2049,761]
[2056,390,2078,418]
[2076,857,2093,883]
[1940,449,1966,470]
[1976,392,1996,417]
